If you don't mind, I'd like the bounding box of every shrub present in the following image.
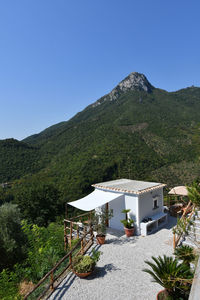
[0,269,21,300]
[0,203,26,271]
[143,255,193,299]
[72,249,101,273]
[72,255,95,273]
[174,245,196,267]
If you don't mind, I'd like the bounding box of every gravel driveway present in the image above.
[49,216,176,300]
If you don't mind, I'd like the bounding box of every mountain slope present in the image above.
[0,139,41,182]
[1,72,200,199]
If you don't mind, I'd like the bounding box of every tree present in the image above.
[0,203,26,270]
[187,180,200,208]
[14,182,63,226]
[21,220,66,282]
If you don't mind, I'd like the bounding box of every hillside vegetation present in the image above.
[1,74,200,203]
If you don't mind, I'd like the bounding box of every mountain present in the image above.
[1,72,200,201]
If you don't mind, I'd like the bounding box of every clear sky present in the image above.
[0,0,200,140]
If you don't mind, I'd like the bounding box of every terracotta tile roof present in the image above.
[92,178,166,195]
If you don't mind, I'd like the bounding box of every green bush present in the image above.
[0,203,26,271]
[174,245,196,267]
[72,255,95,273]
[72,249,101,273]
[120,209,134,229]
[0,269,22,300]
[21,220,67,282]
[143,255,193,299]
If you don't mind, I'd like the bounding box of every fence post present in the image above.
[81,239,84,254]
[77,226,79,239]
[83,225,86,246]
[90,222,93,243]
[173,232,176,249]
[50,271,54,291]
[70,221,73,248]
[69,252,72,266]
[64,221,68,251]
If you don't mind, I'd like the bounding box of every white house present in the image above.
[68,178,168,236]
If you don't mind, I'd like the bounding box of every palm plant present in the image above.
[120,209,134,229]
[174,245,195,267]
[143,255,193,299]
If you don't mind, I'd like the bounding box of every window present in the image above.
[153,198,159,210]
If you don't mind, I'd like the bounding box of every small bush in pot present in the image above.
[93,207,113,244]
[72,249,101,278]
[72,255,94,274]
[120,209,135,237]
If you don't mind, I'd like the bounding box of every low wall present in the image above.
[189,256,200,300]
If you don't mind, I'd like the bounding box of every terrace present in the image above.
[49,216,176,300]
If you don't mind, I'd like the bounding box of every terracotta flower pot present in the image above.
[96,234,106,244]
[124,227,134,237]
[157,289,168,300]
[73,270,93,278]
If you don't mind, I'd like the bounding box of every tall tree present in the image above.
[14,181,63,226]
[0,203,26,270]
[187,180,200,208]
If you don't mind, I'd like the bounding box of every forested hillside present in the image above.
[1,73,200,203]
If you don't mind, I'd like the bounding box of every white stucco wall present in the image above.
[124,194,138,221]
[96,187,164,235]
[138,188,163,224]
[124,193,139,234]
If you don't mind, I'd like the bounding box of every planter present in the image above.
[157,289,172,300]
[124,227,134,237]
[96,234,106,244]
[73,270,93,278]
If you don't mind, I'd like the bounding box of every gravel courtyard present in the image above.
[49,216,176,300]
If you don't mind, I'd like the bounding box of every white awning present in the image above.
[68,189,123,211]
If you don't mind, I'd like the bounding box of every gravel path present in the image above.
[49,216,176,300]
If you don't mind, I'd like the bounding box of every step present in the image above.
[187,229,200,239]
[189,228,200,235]
[196,211,200,217]
[188,234,200,242]
[194,220,200,228]
[182,239,199,249]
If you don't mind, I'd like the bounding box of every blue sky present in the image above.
[0,0,200,140]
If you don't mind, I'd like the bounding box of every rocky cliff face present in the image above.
[92,72,154,107]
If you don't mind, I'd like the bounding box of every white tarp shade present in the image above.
[68,189,123,211]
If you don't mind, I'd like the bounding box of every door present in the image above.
[109,195,125,230]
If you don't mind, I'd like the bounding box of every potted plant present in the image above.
[174,245,195,268]
[143,255,194,299]
[120,209,135,237]
[93,207,113,244]
[72,248,101,278]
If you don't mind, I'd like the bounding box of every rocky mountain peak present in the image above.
[92,72,154,107]
[118,72,153,92]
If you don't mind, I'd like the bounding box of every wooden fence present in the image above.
[24,221,94,300]
[64,211,93,250]
[173,201,194,249]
